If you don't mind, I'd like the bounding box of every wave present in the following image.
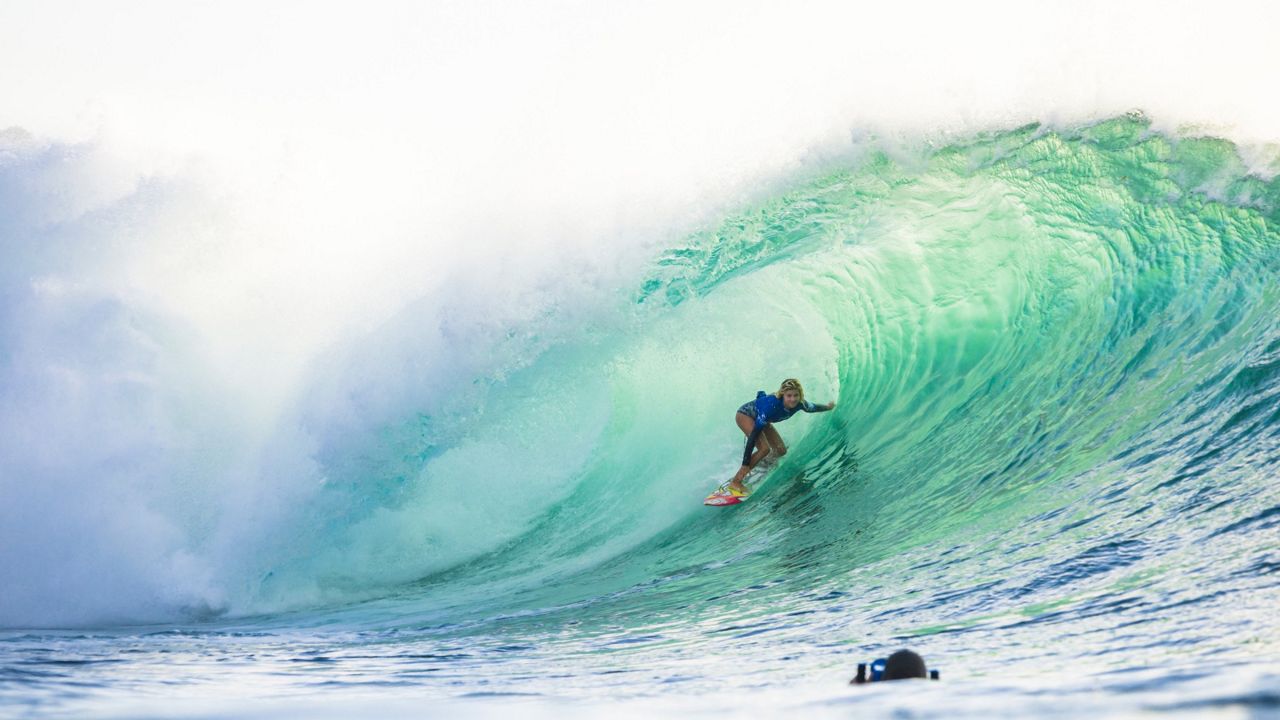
[2,115,1278,631]
[245,115,1280,629]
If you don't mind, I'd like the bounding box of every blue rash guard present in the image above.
[737,390,830,466]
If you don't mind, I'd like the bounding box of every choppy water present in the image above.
[3,116,1279,717]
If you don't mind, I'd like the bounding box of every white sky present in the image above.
[1,0,1277,391]
[3,1,1277,153]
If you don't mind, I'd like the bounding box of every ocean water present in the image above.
[2,116,1280,718]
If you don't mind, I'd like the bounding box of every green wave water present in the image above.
[4,116,1280,716]
[268,116,1279,627]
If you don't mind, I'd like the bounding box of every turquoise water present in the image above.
[3,116,1280,717]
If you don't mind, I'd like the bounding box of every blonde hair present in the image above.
[774,378,805,403]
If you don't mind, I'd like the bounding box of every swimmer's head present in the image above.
[883,649,928,680]
[776,378,805,408]
[850,649,936,684]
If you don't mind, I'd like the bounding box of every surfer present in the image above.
[726,378,835,496]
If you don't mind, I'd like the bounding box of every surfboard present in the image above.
[703,461,775,506]
[703,483,747,506]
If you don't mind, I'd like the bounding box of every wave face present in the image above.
[2,117,1280,711]
[227,116,1280,638]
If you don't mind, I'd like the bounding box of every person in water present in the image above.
[850,649,936,683]
[727,378,835,495]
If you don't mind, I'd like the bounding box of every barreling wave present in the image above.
[241,115,1280,634]
[2,115,1277,635]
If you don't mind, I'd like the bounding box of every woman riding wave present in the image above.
[727,378,835,496]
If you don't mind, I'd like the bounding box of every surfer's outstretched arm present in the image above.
[802,400,837,413]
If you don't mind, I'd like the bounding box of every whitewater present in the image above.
[3,2,1280,718]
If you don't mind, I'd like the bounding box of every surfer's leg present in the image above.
[736,413,772,466]
[730,413,771,490]
[762,424,786,458]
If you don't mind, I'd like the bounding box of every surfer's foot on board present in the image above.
[726,482,749,497]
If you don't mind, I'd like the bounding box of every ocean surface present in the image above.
[3,116,1279,718]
